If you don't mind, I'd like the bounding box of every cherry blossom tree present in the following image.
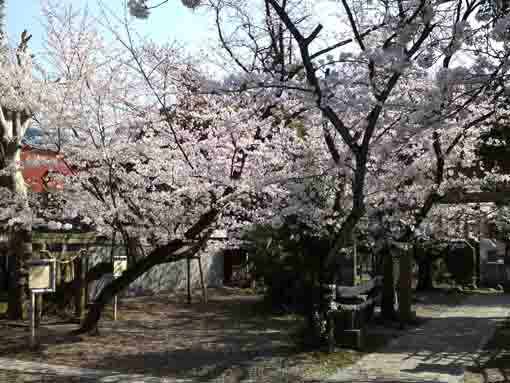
[32,1,329,333]
[14,0,505,336]
[0,0,54,319]
[124,0,510,333]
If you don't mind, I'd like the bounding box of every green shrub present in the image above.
[244,224,331,314]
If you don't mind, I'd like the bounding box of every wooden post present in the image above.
[30,291,36,348]
[35,244,43,328]
[85,256,89,308]
[35,294,42,329]
[75,254,86,321]
[328,312,335,353]
[113,295,117,321]
[74,257,81,319]
[187,256,191,304]
[197,255,208,303]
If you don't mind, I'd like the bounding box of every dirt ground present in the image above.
[0,287,470,382]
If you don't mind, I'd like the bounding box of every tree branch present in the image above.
[267,0,357,152]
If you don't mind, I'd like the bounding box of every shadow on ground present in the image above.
[82,315,505,381]
[0,289,508,382]
[464,318,510,383]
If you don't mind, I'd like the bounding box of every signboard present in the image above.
[28,259,56,293]
[112,255,128,321]
[113,256,128,278]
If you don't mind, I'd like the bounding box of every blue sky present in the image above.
[7,0,212,55]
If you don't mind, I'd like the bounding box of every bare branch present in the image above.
[266,0,357,152]
[310,23,385,60]
[340,0,366,51]
[214,5,250,73]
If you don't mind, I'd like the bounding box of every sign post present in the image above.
[30,291,35,348]
[28,259,56,348]
[113,255,127,321]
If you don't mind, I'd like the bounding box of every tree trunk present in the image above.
[2,142,31,320]
[42,261,112,317]
[415,248,434,291]
[74,199,219,334]
[416,259,433,291]
[7,228,32,320]
[33,243,42,328]
[381,246,395,320]
[73,238,207,335]
[398,249,413,323]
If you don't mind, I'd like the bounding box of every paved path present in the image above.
[327,293,510,383]
[0,358,184,382]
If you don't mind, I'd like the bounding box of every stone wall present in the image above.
[88,244,224,299]
[479,238,510,286]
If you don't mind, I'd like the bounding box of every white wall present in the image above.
[88,244,224,299]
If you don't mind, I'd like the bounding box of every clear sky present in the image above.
[6,0,213,55]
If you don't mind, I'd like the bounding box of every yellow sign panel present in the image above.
[113,257,128,277]
[28,260,56,292]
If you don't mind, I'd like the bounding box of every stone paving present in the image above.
[0,358,180,382]
[326,293,510,383]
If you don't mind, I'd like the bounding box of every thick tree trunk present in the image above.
[74,238,209,335]
[381,247,395,320]
[42,261,111,317]
[7,229,32,320]
[2,143,31,320]
[74,191,218,334]
[398,249,413,323]
[0,141,27,197]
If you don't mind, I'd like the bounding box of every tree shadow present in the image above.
[2,290,508,382]
[82,345,302,382]
[0,324,83,357]
[464,320,510,383]
[81,315,506,382]
[0,368,168,382]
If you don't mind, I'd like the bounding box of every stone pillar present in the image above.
[323,284,337,352]
[338,241,357,286]
[381,246,395,320]
[398,248,413,323]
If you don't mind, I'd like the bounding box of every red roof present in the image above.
[20,146,73,192]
